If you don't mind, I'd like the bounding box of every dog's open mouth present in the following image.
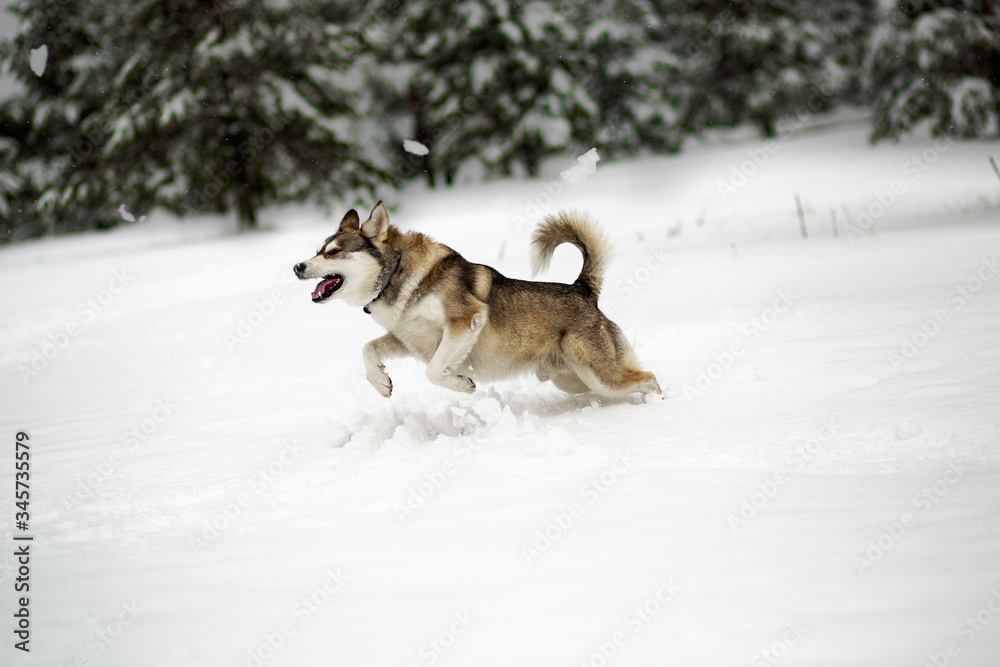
[311,275,343,302]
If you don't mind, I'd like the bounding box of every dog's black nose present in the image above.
[293,262,306,277]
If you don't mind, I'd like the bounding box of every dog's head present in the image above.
[293,202,394,307]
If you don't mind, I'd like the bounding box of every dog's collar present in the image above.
[364,250,402,314]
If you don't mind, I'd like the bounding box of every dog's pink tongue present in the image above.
[312,277,339,299]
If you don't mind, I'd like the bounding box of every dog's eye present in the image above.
[324,248,341,257]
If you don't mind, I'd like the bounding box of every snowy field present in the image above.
[2,119,1000,666]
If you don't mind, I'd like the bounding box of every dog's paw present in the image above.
[366,366,393,398]
[636,374,662,396]
[436,374,476,393]
[426,366,476,393]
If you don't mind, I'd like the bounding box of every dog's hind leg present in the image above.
[362,332,410,397]
[570,356,661,398]
[562,323,661,398]
[426,306,487,393]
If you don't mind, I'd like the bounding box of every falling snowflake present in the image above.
[118,204,146,223]
[403,139,429,156]
[560,148,600,184]
[29,45,48,77]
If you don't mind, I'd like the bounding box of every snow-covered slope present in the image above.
[1,122,1000,666]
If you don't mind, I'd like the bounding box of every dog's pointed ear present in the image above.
[338,209,360,231]
[361,201,389,242]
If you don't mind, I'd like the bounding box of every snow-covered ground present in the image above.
[2,120,1000,666]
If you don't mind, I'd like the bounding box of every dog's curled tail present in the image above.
[531,209,612,299]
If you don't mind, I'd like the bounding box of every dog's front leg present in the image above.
[426,308,487,393]
[362,333,409,397]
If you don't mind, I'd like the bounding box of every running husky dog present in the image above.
[293,202,660,398]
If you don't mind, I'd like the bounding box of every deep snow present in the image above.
[2,120,1000,667]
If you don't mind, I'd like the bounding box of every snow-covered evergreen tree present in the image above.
[101,0,389,228]
[560,0,682,158]
[655,0,876,138]
[1,0,388,240]
[870,0,1000,141]
[0,0,121,241]
[373,0,680,185]
[375,0,580,184]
